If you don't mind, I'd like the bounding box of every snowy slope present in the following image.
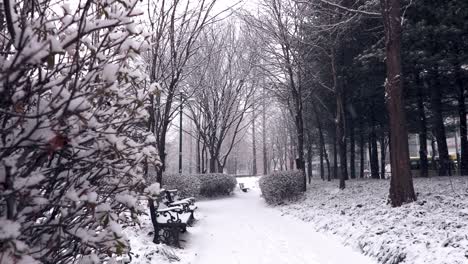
[276,177,468,264]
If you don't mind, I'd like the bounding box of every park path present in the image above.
[187,177,375,264]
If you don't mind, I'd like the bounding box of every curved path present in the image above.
[188,177,375,264]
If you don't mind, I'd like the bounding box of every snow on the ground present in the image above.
[191,177,375,264]
[124,176,375,264]
[123,213,199,264]
[276,177,468,264]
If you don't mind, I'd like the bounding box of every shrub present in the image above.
[259,170,305,205]
[196,173,237,197]
[162,173,201,198]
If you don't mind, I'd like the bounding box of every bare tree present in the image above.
[241,0,307,190]
[186,22,258,173]
[143,0,221,182]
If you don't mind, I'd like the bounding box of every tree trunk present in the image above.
[217,161,223,173]
[324,143,331,181]
[209,155,216,173]
[157,140,166,184]
[336,70,346,189]
[307,140,313,183]
[359,120,365,178]
[263,91,268,175]
[314,105,326,180]
[350,118,356,179]
[381,0,416,206]
[380,134,387,179]
[333,132,338,180]
[319,141,325,180]
[343,133,348,180]
[370,116,380,179]
[431,136,437,170]
[368,133,372,177]
[416,73,429,177]
[456,66,468,176]
[252,111,258,175]
[196,134,201,173]
[429,70,451,176]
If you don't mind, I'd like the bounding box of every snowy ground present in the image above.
[124,176,375,264]
[277,177,468,264]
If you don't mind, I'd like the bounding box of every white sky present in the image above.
[212,0,260,16]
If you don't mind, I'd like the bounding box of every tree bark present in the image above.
[381,0,416,206]
[380,134,387,179]
[314,105,326,180]
[252,110,258,175]
[333,131,338,180]
[263,90,268,175]
[209,155,216,173]
[416,73,429,177]
[350,117,356,179]
[307,139,313,183]
[359,120,365,178]
[196,134,201,173]
[324,143,331,181]
[429,70,451,176]
[336,60,346,189]
[319,141,325,180]
[370,113,380,179]
[456,66,468,176]
[431,136,437,170]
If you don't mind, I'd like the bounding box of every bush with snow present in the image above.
[196,173,237,197]
[0,1,160,263]
[259,171,305,204]
[162,173,201,198]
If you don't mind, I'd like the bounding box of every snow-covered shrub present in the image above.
[196,174,237,197]
[259,171,305,204]
[0,1,159,263]
[162,173,201,198]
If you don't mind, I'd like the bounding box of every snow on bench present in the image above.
[154,189,198,247]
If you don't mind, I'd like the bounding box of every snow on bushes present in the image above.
[0,1,159,263]
[196,174,237,197]
[163,173,201,198]
[259,171,305,204]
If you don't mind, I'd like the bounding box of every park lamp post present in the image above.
[179,92,183,174]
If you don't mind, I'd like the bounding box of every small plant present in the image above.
[259,171,305,205]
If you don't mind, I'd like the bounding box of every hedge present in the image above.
[259,170,304,204]
[195,173,237,197]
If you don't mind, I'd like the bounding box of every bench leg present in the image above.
[173,229,181,248]
[187,211,195,226]
[154,225,161,244]
[159,227,183,248]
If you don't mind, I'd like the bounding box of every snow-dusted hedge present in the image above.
[163,173,201,198]
[196,173,237,197]
[259,171,305,204]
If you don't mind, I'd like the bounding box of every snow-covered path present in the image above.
[188,177,375,264]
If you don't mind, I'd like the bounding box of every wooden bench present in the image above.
[239,183,249,192]
[154,189,197,247]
